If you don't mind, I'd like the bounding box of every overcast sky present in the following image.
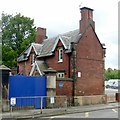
[0,0,119,69]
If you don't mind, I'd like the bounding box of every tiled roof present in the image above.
[39,37,57,57]
[38,29,81,57]
[17,43,42,62]
[33,43,43,55]
[17,29,81,62]
[0,65,11,71]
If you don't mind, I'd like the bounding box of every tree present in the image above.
[104,68,120,80]
[2,12,36,68]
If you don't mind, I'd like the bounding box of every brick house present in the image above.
[17,7,106,99]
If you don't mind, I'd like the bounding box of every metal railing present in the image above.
[2,96,68,118]
[2,95,113,118]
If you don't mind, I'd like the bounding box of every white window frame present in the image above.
[58,48,63,63]
[31,54,35,66]
[57,72,65,78]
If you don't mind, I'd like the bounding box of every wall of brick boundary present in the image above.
[74,95,107,106]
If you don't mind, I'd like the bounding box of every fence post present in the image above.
[10,106,12,117]
[43,68,57,97]
[40,97,43,114]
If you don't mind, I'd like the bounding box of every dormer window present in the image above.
[58,48,63,62]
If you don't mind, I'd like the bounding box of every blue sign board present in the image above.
[59,81,63,88]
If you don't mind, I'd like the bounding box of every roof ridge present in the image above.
[61,35,71,38]
[42,36,56,42]
[32,42,43,47]
[62,29,79,35]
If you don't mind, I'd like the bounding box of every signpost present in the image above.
[10,97,16,116]
[59,81,63,88]
[50,97,55,104]
[10,97,16,106]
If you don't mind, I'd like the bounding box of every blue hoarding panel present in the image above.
[9,75,47,108]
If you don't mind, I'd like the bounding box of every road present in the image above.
[2,88,119,120]
[17,108,119,120]
[42,108,119,119]
[47,108,119,118]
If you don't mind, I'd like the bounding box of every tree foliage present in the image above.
[2,12,36,68]
[104,68,120,80]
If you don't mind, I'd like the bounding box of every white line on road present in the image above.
[48,116,55,120]
[112,109,117,113]
[85,112,89,118]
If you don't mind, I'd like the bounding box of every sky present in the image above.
[0,0,119,69]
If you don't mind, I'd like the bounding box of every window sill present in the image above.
[58,60,63,63]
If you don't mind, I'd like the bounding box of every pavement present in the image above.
[1,102,120,119]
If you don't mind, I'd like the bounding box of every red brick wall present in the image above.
[45,40,72,78]
[18,56,32,76]
[56,80,73,96]
[18,62,25,74]
[25,56,32,76]
[75,26,104,96]
[42,40,73,97]
[18,48,36,76]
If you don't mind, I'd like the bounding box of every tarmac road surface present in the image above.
[17,108,119,120]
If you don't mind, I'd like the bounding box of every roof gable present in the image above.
[79,23,104,49]
[17,43,42,62]
[90,24,105,49]
[52,35,68,52]
[27,43,42,56]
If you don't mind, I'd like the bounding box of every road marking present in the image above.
[85,112,89,118]
[112,109,117,113]
[48,116,55,120]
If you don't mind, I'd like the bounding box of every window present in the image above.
[31,54,35,65]
[58,48,63,62]
[57,73,65,78]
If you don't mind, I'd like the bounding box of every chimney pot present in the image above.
[35,27,47,43]
[79,7,95,33]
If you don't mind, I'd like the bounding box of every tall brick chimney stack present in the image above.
[35,27,47,43]
[79,7,95,33]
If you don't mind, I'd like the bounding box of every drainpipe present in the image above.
[17,66,19,74]
[71,42,77,106]
[68,54,71,78]
[25,61,26,75]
